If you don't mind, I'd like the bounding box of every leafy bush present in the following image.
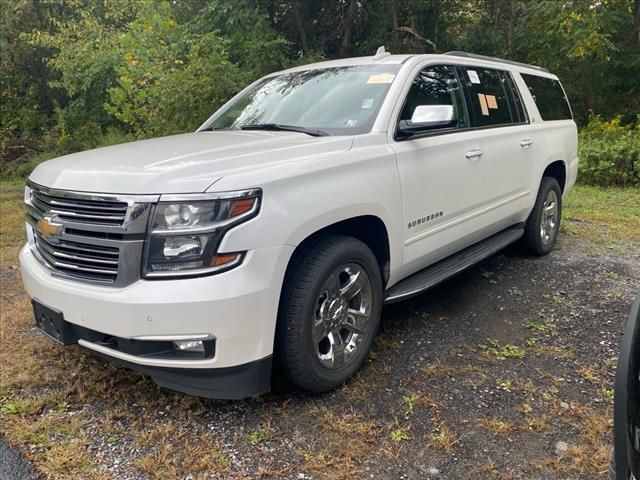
[578,116,640,187]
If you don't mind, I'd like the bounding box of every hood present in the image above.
[29,131,354,194]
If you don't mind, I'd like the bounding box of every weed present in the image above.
[600,387,614,402]
[482,271,498,284]
[390,427,410,443]
[507,286,523,297]
[479,418,514,436]
[525,319,555,334]
[430,423,458,453]
[0,397,32,416]
[577,366,601,384]
[534,345,575,360]
[481,339,525,360]
[248,429,271,446]
[497,380,513,392]
[402,394,417,414]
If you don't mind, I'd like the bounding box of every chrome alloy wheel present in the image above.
[313,263,373,369]
[540,190,559,245]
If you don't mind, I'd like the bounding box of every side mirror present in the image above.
[397,105,457,137]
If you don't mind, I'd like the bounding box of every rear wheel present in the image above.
[276,235,383,392]
[523,176,562,256]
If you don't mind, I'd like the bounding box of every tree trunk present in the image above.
[507,0,514,56]
[392,0,399,48]
[292,2,309,54]
[634,0,640,47]
[339,0,358,57]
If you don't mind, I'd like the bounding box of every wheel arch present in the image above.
[541,159,567,194]
[284,215,392,288]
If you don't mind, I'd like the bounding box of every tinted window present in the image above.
[400,65,467,129]
[460,67,516,127]
[521,74,572,121]
[504,73,528,123]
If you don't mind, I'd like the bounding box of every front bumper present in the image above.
[20,243,294,397]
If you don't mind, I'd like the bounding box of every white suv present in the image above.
[20,50,578,399]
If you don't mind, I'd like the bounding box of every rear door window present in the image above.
[521,74,572,120]
[458,67,519,128]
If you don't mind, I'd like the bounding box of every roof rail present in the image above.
[444,51,549,73]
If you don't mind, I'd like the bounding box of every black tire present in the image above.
[275,235,383,393]
[523,176,562,256]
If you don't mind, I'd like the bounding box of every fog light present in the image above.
[172,340,205,353]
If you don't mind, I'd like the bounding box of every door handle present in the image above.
[465,149,484,159]
[520,139,533,148]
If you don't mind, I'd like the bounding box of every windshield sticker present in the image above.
[367,73,395,84]
[344,119,358,127]
[467,70,481,84]
[361,98,374,109]
[478,93,490,116]
[486,94,498,109]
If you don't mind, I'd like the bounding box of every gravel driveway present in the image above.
[0,436,40,480]
[2,231,638,480]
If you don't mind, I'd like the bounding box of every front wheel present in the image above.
[276,235,383,393]
[523,176,562,256]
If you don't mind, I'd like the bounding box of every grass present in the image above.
[0,180,26,269]
[563,185,640,243]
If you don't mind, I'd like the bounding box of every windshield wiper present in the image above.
[239,124,329,137]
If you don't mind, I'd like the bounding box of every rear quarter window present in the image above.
[521,74,572,121]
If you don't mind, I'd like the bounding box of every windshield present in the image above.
[202,65,400,136]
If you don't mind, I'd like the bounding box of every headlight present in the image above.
[143,189,261,278]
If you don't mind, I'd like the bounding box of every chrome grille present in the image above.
[26,182,158,287]
[31,188,129,226]
[34,231,120,282]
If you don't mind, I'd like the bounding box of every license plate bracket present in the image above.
[32,300,77,345]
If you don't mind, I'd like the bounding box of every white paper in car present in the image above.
[467,70,481,84]
[361,98,374,109]
[367,73,395,84]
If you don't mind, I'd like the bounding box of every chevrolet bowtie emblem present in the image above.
[37,217,62,238]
